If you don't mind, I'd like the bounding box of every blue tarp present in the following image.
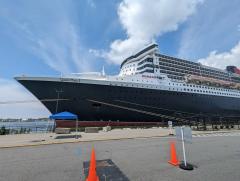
[49,111,78,120]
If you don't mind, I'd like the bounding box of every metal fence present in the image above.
[0,121,55,135]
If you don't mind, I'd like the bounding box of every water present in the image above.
[0,120,55,133]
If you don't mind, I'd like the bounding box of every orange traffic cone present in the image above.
[168,141,180,166]
[86,148,99,181]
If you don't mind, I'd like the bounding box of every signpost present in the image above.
[75,118,79,139]
[175,126,194,170]
[168,121,173,135]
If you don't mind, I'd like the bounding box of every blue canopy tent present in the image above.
[49,111,78,120]
[49,111,79,138]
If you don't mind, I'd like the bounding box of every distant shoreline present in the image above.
[0,119,51,122]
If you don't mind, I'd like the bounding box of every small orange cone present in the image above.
[86,148,99,181]
[168,141,180,166]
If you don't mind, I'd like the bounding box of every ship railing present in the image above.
[62,72,107,79]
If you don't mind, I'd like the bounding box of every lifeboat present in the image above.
[185,75,236,88]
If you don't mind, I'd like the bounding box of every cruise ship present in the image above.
[15,44,240,122]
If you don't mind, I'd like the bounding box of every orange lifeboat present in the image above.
[185,75,236,88]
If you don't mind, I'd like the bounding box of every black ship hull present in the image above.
[17,79,240,121]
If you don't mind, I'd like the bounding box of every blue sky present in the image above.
[0,0,240,118]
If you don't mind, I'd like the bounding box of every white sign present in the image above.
[183,127,192,143]
[168,121,173,127]
[168,121,173,135]
[175,126,192,167]
[175,127,182,140]
[175,126,192,143]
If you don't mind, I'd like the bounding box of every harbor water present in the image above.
[0,120,55,133]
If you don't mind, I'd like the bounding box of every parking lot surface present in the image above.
[0,135,240,181]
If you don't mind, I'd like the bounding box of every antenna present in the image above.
[102,66,105,76]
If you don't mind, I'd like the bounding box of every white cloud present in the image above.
[198,41,240,69]
[0,1,94,74]
[178,0,240,59]
[0,2,98,118]
[31,23,93,73]
[0,79,50,118]
[93,0,202,64]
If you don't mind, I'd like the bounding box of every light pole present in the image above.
[55,89,63,113]
[75,118,78,139]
